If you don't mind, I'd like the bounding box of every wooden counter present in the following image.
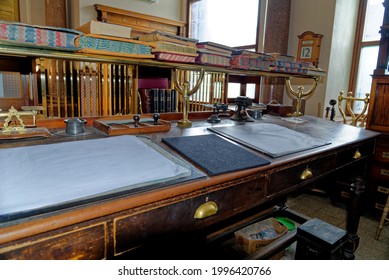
[0,115,380,259]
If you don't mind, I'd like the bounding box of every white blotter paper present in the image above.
[209,123,331,158]
[0,135,190,216]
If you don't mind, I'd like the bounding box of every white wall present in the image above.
[325,0,358,111]
[287,0,358,117]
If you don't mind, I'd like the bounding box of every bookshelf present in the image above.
[0,42,322,119]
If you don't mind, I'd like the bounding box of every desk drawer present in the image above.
[268,154,336,196]
[370,162,389,181]
[374,136,389,163]
[0,223,106,260]
[336,140,375,167]
[114,176,266,256]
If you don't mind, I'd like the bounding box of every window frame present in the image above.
[348,0,381,96]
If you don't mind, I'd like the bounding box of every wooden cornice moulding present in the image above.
[94,4,187,37]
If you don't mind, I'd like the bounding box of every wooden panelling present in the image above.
[367,76,389,133]
[0,223,107,260]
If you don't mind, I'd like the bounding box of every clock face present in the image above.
[300,46,312,59]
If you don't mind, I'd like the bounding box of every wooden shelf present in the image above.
[0,43,321,80]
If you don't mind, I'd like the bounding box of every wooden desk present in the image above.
[0,115,380,259]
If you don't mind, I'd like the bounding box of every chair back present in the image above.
[338,91,370,127]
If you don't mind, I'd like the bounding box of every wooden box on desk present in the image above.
[266,102,293,116]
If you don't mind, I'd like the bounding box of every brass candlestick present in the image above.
[285,77,320,116]
[172,68,205,128]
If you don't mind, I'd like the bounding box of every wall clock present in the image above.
[297,31,323,67]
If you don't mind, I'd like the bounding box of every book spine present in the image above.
[196,53,231,67]
[153,43,198,55]
[273,60,311,68]
[159,89,166,113]
[196,45,233,56]
[148,89,157,113]
[271,66,308,74]
[139,89,153,113]
[171,89,177,112]
[154,52,196,63]
[230,55,272,70]
[77,35,152,55]
[138,33,197,47]
[166,89,172,112]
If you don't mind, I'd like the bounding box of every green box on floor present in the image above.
[295,218,347,260]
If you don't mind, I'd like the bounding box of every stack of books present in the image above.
[230,50,274,71]
[268,53,312,74]
[139,88,177,114]
[135,30,199,63]
[195,41,234,67]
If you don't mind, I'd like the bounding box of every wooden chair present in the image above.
[375,193,389,240]
[338,91,370,127]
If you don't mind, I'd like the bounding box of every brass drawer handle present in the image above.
[377,186,389,194]
[382,152,389,159]
[353,149,361,159]
[380,169,389,177]
[194,201,218,219]
[300,168,313,180]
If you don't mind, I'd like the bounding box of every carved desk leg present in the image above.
[343,177,365,260]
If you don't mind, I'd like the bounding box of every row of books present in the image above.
[0,20,323,75]
[138,88,177,114]
[134,31,313,73]
[0,20,154,58]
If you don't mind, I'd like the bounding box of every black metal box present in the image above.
[295,218,347,260]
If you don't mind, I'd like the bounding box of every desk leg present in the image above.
[344,177,365,260]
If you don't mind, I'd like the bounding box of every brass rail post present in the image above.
[172,68,205,128]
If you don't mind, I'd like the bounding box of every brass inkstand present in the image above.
[0,106,49,139]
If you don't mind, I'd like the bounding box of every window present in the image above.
[188,0,262,103]
[189,0,259,49]
[350,0,384,112]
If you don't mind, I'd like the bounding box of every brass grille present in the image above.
[36,58,134,118]
[173,70,226,112]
